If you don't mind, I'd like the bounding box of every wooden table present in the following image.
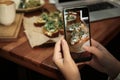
[0,1,120,80]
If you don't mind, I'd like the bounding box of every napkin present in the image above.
[23,16,62,48]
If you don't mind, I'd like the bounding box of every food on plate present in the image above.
[67,22,89,46]
[34,12,48,27]
[50,12,64,34]
[57,19,64,35]
[34,11,64,38]
[42,20,59,38]
[25,0,41,8]
[66,11,77,24]
[34,17,46,27]
[66,14,76,22]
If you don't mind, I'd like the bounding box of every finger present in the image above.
[53,38,65,68]
[53,38,62,61]
[83,46,101,57]
[91,39,108,52]
[61,38,72,60]
[76,62,86,66]
[91,39,100,47]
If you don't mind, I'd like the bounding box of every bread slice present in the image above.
[42,27,59,38]
[34,17,46,27]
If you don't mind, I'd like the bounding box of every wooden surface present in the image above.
[0,0,120,79]
[0,13,23,42]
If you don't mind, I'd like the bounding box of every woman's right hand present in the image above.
[83,39,120,79]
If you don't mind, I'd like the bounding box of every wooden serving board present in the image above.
[0,13,24,42]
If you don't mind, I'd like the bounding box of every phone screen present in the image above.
[63,6,92,62]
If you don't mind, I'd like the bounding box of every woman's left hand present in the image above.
[53,37,81,80]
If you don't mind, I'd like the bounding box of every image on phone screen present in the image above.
[63,6,92,62]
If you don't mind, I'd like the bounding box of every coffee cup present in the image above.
[0,1,16,26]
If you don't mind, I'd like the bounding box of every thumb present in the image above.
[61,38,72,60]
[83,46,101,57]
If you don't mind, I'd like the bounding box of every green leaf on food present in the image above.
[44,20,57,32]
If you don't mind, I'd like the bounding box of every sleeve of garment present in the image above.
[108,73,120,80]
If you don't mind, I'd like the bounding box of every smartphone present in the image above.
[63,6,92,62]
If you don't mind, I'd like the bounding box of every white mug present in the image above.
[0,1,16,26]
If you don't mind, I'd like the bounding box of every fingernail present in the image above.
[62,38,65,42]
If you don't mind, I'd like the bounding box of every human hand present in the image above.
[83,39,120,79]
[53,37,81,80]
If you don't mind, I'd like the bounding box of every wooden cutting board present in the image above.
[0,13,24,42]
